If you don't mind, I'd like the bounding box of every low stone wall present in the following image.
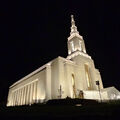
[83,90,108,100]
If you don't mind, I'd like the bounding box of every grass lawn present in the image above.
[0,99,120,120]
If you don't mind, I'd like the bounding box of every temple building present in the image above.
[7,15,120,106]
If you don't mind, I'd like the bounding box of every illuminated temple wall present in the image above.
[69,55,104,91]
[7,55,104,106]
[7,67,47,106]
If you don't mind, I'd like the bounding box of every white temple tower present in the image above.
[67,15,103,91]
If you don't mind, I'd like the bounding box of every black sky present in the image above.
[0,0,120,102]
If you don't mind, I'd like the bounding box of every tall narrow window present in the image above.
[79,40,82,51]
[85,64,92,90]
[72,74,76,98]
[70,41,75,52]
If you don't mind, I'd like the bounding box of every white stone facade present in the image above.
[7,15,120,106]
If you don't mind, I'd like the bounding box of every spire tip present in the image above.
[70,14,79,35]
[71,15,74,18]
[71,15,74,21]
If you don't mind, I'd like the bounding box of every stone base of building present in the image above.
[83,86,120,101]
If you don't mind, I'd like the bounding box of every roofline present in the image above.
[10,57,57,88]
[10,56,75,88]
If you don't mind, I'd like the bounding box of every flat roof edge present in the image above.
[9,56,75,88]
[9,57,59,88]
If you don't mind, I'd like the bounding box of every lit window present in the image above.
[85,64,92,90]
[70,41,75,52]
[79,40,82,51]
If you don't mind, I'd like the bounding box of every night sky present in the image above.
[0,0,120,103]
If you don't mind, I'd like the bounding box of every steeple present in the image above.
[70,15,79,35]
[67,15,90,59]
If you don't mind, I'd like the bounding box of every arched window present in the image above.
[72,74,76,98]
[72,74,75,86]
[70,41,75,52]
[84,64,92,90]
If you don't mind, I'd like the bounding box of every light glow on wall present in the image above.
[72,74,76,98]
[85,64,91,89]
[70,41,75,52]
[79,40,82,51]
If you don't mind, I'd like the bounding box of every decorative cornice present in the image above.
[68,33,83,41]
[67,51,91,59]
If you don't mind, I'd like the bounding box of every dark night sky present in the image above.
[0,0,120,102]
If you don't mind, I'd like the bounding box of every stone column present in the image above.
[10,92,13,106]
[32,82,35,103]
[33,82,36,103]
[33,81,38,103]
[25,85,28,105]
[12,92,15,106]
[26,85,29,105]
[20,88,23,105]
[35,81,38,102]
[37,79,40,102]
[11,92,14,106]
[22,87,24,105]
[14,91,17,106]
[27,85,30,105]
[28,84,31,105]
[19,89,21,105]
[19,89,22,105]
[46,64,51,100]
[29,84,32,105]
[27,85,29,105]
[22,87,25,105]
[7,89,11,106]
[24,86,27,105]
[17,90,20,105]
